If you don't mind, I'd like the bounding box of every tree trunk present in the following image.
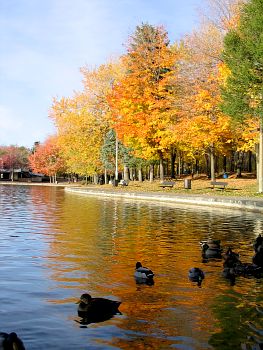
[178,154,181,177]
[159,158,164,181]
[248,151,252,173]
[104,168,108,184]
[230,151,235,172]
[149,164,154,182]
[115,136,118,180]
[138,166,143,182]
[210,145,215,181]
[171,149,176,179]
[93,173,99,184]
[258,117,263,192]
[195,158,199,175]
[223,156,227,173]
[124,164,129,181]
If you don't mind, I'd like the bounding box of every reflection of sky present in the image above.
[253,218,263,237]
[0,185,262,350]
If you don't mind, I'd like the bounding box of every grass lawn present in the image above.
[85,174,263,198]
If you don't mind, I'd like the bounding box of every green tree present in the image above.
[221,0,263,191]
[101,129,135,182]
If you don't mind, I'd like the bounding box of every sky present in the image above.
[0,0,203,148]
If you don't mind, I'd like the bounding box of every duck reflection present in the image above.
[134,276,155,286]
[77,311,122,326]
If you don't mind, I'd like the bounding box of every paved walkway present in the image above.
[65,187,263,213]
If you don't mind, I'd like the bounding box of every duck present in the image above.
[223,247,262,278]
[76,293,121,318]
[0,332,26,350]
[200,239,222,259]
[188,267,205,286]
[223,247,240,268]
[235,262,262,278]
[254,234,263,252]
[134,262,154,280]
[252,245,263,269]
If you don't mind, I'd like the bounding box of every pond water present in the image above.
[0,184,262,350]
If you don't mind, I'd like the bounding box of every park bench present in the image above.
[159,181,175,188]
[210,181,228,190]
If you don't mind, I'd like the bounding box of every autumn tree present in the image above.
[179,0,245,178]
[108,23,181,181]
[221,0,263,191]
[51,61,123,183]
[0,145,30,181]
[29,136,66,183]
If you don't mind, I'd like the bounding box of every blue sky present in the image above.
[0,0,202,148]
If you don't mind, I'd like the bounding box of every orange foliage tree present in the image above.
[29,136,66,182]
[107,23,182,180]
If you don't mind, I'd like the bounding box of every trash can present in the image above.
[184,179,191,189]
[112,179,119,187]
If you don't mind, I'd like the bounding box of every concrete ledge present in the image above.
[65,187,263,213]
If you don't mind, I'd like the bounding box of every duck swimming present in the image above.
[254,234,263,252]
[0,332,26,350]
[253,245,263,269]
[77,293,121,316]
[222,247,262,279]
[134,262,154,280]
[188,267,205,286]
[223,247,240,268]
[200,239,222,259]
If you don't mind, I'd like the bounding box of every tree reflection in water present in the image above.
[8,186,261,349]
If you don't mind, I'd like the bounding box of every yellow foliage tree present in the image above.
[50,61,124,180]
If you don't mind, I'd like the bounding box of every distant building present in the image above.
[0,168,46,182]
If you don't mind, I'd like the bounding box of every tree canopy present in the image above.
[221,0,263,120]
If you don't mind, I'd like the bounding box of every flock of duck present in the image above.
[2,235,263,350]
[188,234,263,287]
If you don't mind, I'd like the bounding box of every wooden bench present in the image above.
[211,181,228,190]
[159,181,175,188]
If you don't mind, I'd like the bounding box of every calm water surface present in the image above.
[0,184,262,350]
